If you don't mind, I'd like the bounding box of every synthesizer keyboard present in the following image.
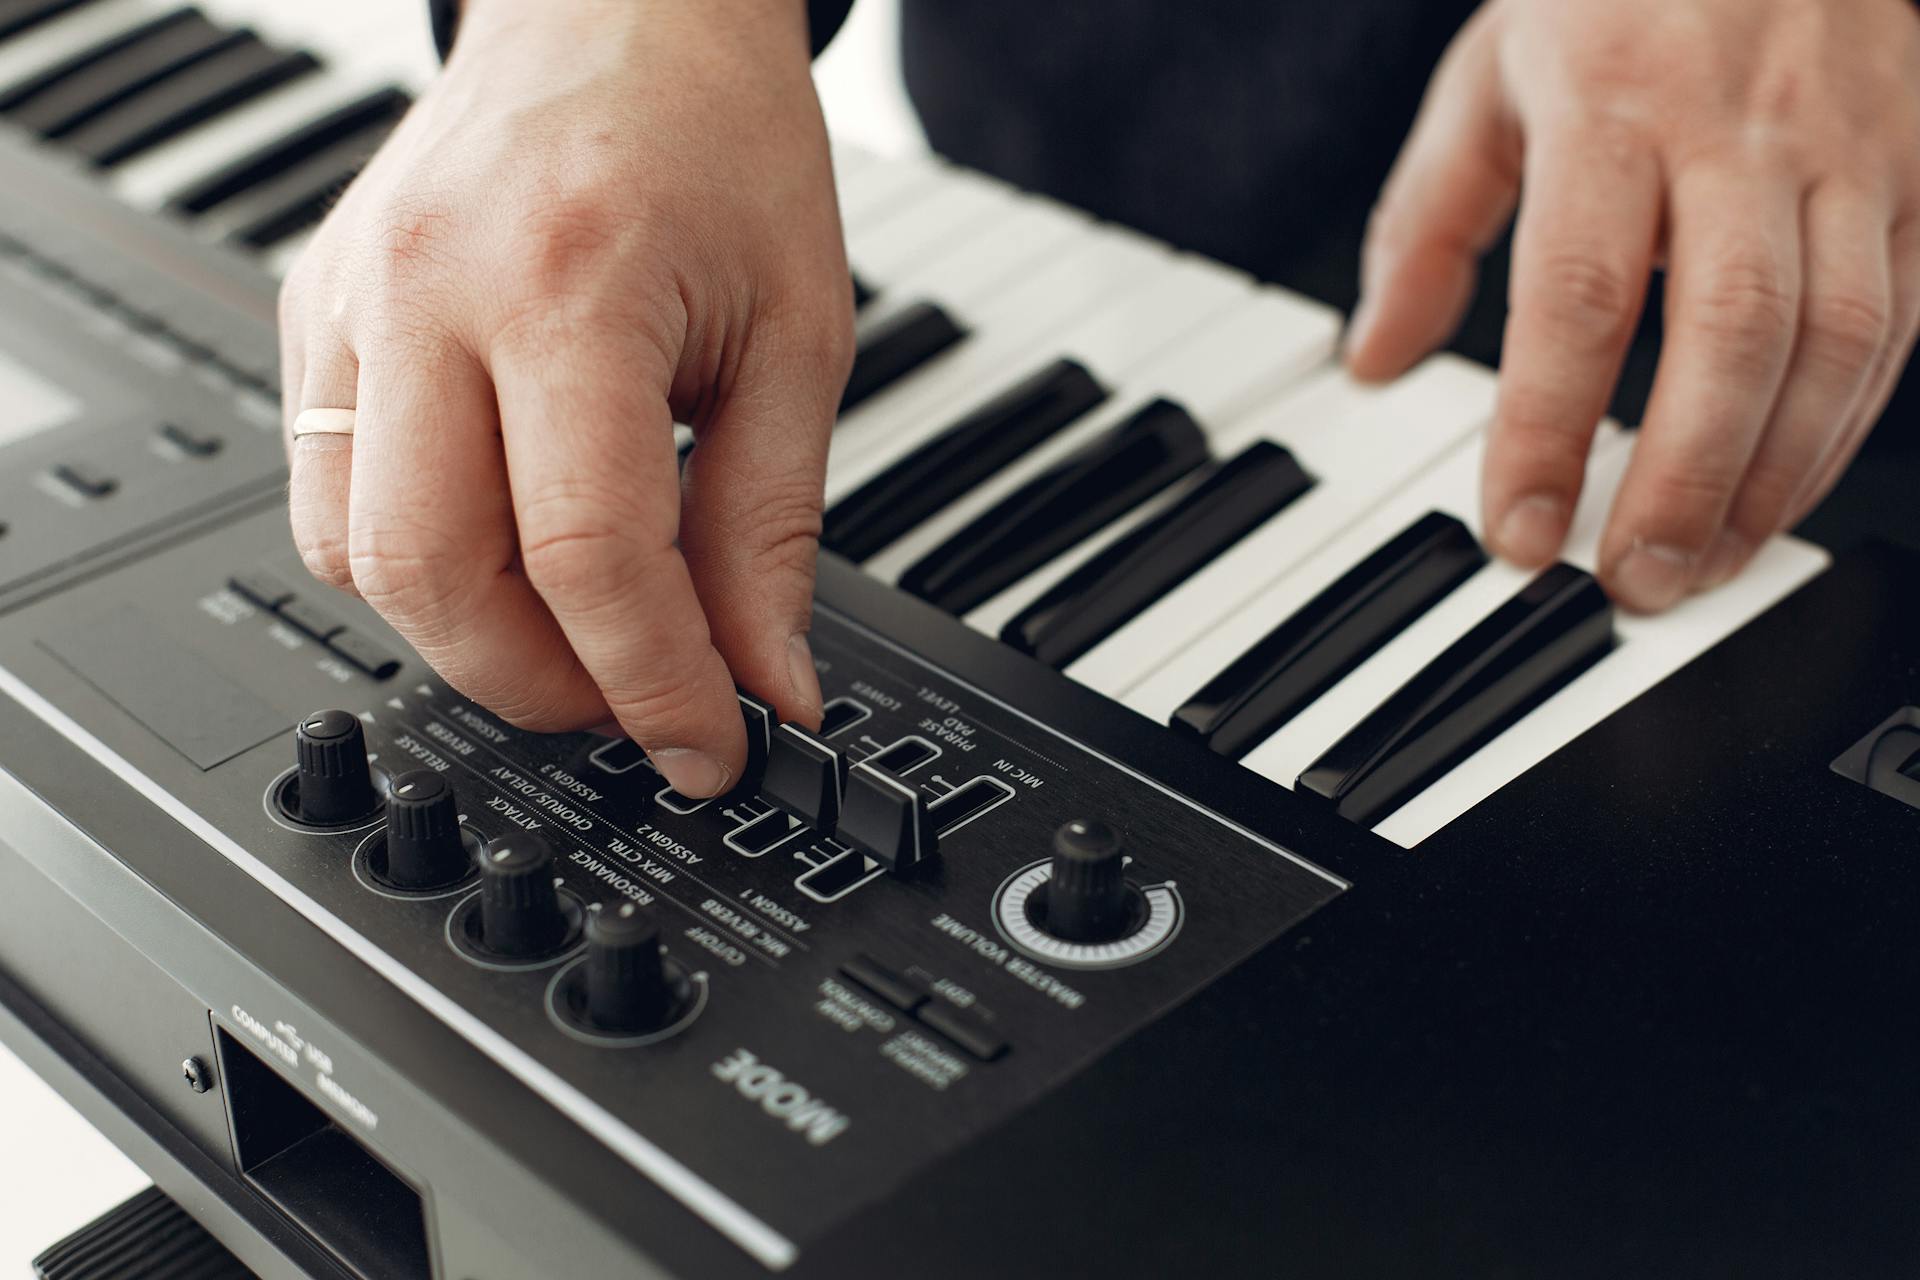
[1,5,1919,1279]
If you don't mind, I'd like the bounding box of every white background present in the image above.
[0,1,921,1268]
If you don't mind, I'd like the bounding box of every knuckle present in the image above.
[1495,384,1604,463]
[1646,456,1744,518]
[1801,290,1890,373]
[295,531,354,593]
[600,678,710,744]
[1528,249,1639,346]
[518,491,666,604]
[1693,250,1797,355]
[345,523,473,625]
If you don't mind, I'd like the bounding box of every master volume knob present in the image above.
[1039,819,1139,943]
[292,709,379,825]
[381,770,471,890]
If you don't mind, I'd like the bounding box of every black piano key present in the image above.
[1002,440,1316,668]
[822,357,1109,562]
[0,0,97,41]
[12,13,244,138]
[1175,511,1488,759]
[64,41,320,167]
[840,301,966,413]
[217,125,387,247]
[852,273,874,309]
[0,7,198,113]
[897,397,1211,615]
[168,85,409,216]
[1295,562,1615,827]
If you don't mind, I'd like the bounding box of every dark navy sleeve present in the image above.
[430,0,856,61]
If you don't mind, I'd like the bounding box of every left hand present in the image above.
[1346,0,1920,611]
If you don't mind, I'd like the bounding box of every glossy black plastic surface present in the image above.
[1174,511,1488,758]
[1298,562,1615,825]
[824,357,1109,561]
[839,302,967,413]
[1002,439,1314,667]
[898,397,1211,614]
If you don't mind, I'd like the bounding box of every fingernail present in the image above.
[1493,494,1570,567]
[1696,530,1750,592]
[650,749,732,800]
[586,720,625,738]
[787,631,823,723]
[1608,540,1695,614]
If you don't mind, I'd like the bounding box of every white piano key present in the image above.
[1371,533,1828,848]
[826,231,1218,483]
[201,0,433,74]
[852,195,1087,345]
[0,0,162,94]
[858,288,1339,584]
[837,151,949,234]
[110,61,395,209]
[1076,356,1500,702]
[847,170,1018,286]
[1233,430,1635,797]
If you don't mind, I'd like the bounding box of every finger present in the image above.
[287,327,361,594]
[679,310,849,729]
[1703,181,1893,587]
[1599,166,1803,612]
[346,336,610,731]
[494,322,748,799]
[1481,119,1662,568]
[1347,21,1520,381]
[1787,213,1920,526]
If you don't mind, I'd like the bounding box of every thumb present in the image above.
[677,300,853,730]
[1346,19,1521,382]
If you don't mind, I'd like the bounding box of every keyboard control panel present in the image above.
[0,501,1347,1253]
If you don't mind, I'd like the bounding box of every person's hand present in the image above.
[280,0,852,797]
[1347,0,1920,611]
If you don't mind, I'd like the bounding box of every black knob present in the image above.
[1042,819,1135,942]
[585,903,674,1033]
[477,835,567,957]
[382,770,470,889]
[294,709,379,825]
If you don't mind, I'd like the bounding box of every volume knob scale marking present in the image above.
[991,820,1185,970]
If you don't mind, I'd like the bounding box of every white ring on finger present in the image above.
[293,407,357,439]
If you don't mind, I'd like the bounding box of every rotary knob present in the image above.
[1039,819,1137,943]
[381,770,471,889]
[585,903,675,1033]
[293,709,379,825]
[476,834,569,958]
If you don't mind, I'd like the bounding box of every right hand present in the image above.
[280,0,855,798]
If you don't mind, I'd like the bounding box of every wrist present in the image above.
[439,0,842,61]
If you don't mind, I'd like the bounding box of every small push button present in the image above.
[157,421,222,457]
[840,954,929,1013]
[279,598,345,642]
[916,1001,1008,1062]
[228,570,295,610]
[763,723,848,830]
[327,629,401,680]
[51,462,117,499]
